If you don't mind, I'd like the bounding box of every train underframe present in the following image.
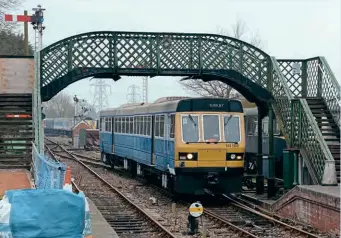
[102,152,244,195]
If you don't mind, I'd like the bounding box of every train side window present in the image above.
[100,118,103,131]
[137,116,141,135]
[121,117,125,134]
[129,117,132,134]
[159,115,165,137]
[141,116,145,135]
[155,115,160,137]
[127,117,131,134]
[105,118,108,132]
[146,116,151,136]
[126,117,129,134]
[117,117,121,133]
[136,116,140,135]
[134,116,137,134]
[109,118,112,132]
[169,114,175,138]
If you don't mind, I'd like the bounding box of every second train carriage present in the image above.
[243,107,287,179]
[100,97,246,195]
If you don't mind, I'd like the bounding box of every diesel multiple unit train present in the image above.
[99,97,287,195]
[100,97,246,195]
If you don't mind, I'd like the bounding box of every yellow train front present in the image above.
[99,97,245,195]
[172,99,245,195]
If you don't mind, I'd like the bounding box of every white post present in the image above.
[33,52,38,149]
[32,4,46,154]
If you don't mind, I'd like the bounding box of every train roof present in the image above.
[100,97,244,116]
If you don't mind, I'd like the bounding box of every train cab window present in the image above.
[202,114,220,142]
[223,115,240,143]
[169,114,175,138]
[181,114,199,142]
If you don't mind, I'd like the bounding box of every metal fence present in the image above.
[31,142,67,189]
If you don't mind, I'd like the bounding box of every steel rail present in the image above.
[45,140,176,238]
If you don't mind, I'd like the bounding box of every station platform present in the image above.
[0,169,34,198]
[242,185,340,236]
[86,197,118,238]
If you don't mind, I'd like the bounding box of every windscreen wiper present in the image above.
[224,115,233,126]
[188,114,197,126]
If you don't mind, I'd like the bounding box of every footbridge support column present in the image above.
[267,106,276,198]
[256,110,264,194]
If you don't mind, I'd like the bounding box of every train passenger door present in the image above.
[111,117,115,154]
[166,114,175,163]
[150,115,155,165]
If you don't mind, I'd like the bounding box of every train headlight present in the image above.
[179,152,197,161]
[187,153,193,159]
[237,155,242,160]
[230,154,236,160]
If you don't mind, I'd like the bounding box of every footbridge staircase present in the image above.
[272,57,340,185]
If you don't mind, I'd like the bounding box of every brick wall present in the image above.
[72,122,90,138]
[272,186,340,236]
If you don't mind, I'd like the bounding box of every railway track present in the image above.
[45,137,332,238]
[45,139,175,238]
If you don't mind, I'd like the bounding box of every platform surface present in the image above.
[87,197,119,238]
[298,184,340,198]
[0,169,33,197]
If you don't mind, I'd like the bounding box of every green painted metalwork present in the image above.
[290,99,335,184]
[39,31,340,184]
[40,31,272,103]
[277,57,340,128]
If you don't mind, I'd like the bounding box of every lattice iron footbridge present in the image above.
[37,31,340,185]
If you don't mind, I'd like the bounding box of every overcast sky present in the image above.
[15,0,341,108]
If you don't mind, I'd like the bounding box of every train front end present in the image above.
[173,99,245,195]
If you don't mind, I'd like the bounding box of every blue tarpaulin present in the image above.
[0,189,87,238]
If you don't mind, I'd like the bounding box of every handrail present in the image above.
[294,99,334,183]
[319,57,341,93]
[300,99,335,161]
[270,57,293,142]
[318,57,340,128]
[271,57,293,100]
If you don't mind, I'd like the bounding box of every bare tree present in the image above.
[0,0,33,55]
[43,92,75,118]
[180,19,263,98]
[0,0,22,31]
